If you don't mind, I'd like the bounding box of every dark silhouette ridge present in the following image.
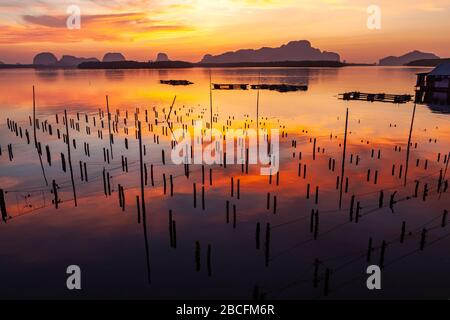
[200,40,340,63]
[0,64,35,69]
[27,52,99,68]
[406,58,450,67]
[58,55,99,67]
[198,61,348,68]
[79,60,194,69]
[156,53,170,62]
[33,52,58,66]
[379,50,439,66]
[102,52,126,62]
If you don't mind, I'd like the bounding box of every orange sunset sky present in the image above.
[0,0,449,64]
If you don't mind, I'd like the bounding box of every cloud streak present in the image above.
[0,11,193,44]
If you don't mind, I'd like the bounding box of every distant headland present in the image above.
[378,50,440,66]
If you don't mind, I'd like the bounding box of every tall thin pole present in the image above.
[439,151,450,199]
[339,108,349,209]
[256,73,261,158]
[32,86,48,186]
[106,95,113,159]
[166,95,177,122]
[138,120,151,283]
[209,70,213,132]
[64,109,77,206]
[404,102,417,186]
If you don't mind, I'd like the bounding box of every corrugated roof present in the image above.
[429,63,450,76]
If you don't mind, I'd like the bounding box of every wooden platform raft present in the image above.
[213,83,308,92]
[160,80,193,86]
[339,92,413,104]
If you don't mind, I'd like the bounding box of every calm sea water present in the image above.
[0,67,449,299]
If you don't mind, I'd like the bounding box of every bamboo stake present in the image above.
[138,120,151,284]
[339,108,349,208]
[32,86,48,186]
[64,110,77,206]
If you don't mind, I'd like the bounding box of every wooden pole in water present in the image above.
[439,152,450,199]
[32,86,48,186]
[420,228,427,250]
[404,102,417,186]
[136,196,141,224]
[256,222,260,249]
[400,221,406,243]
[193,183,197,208]
[52,180,59,209]
[313,258,319,288]
[64,110,77,206]
[442,210,448,227]
[202,186,205,210]
[169,209,173,247]
[256,73,260,156]
[0,189,8,222]
[339,108,349,209]
[366,237,373,262]
[226,200,230,223]
[166,95,177,122]
[106,95,114,159]
[209,70,213,137]
[138,120,151,284]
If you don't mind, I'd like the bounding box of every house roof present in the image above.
[429,63,450,76]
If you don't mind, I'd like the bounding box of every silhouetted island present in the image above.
[33,52,58,66]
[379,50,439,66]
[406,58,450,67]
[156,53,171,62]
[58,55,99,67]
[200,40,340,63]
[102,52,126,62]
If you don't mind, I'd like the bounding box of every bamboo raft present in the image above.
[251,84,308,92]
[160,80,193,86]
[213,83,249,90]
[213,83,308,92]
[339,92,413,104]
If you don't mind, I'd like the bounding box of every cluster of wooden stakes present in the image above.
[0,84,449,299]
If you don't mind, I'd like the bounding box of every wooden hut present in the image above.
[415,63,450,106]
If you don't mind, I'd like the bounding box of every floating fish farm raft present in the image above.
[160,80,194,86]
[213,83,308,92]
[339,92,413,104]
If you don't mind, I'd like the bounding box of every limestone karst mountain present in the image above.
[156,53,170,62]
[33,52,58,66]
[102,52,126,62]
[200,40,340,63]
